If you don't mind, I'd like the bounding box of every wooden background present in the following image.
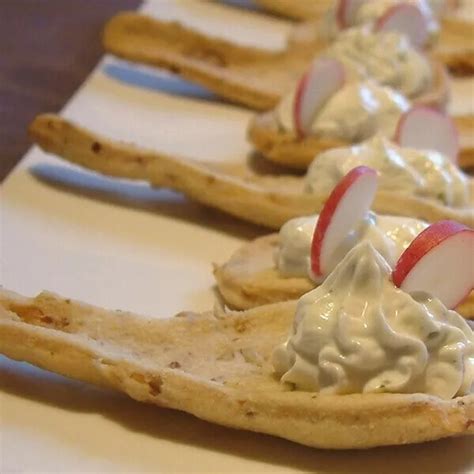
[0,0,141,181]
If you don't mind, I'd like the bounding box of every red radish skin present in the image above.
[394,105,459,163]
[336,0,347,28]
[311,166,378,277]
[294,71,311,138]
[336,0,365,28]
[392,221,474,308]
[393,220,470,285]
[293,59,346,137]
[375,3,429,48]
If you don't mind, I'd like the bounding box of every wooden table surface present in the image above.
[0,0,141,181]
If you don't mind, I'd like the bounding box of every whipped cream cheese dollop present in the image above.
[276,212,428,280]
[273,242,474,399]
[277,80,409,142]
[305,135,470,207]
[325,28,432,97]
[428,0,450,16]
[321,0,440,41]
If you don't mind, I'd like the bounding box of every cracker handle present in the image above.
[30,114,317,228]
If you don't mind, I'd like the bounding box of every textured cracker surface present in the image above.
[29,114,474,229]
[254,0,333,20]
[0,289,473,449]
[103,12,454,111]
[435,18,474,76]
[103,12,324,110]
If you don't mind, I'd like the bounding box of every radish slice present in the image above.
[336,0,366,28]
[375,3,429,48]
[311,166,378,277]
[294,58,346,137]
[394,106,459,163]
[393,220,474,309]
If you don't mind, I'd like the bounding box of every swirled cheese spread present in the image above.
[273,242,474,399]
[305,136,469,207]
[325,28,432,97]
[321,0,440,41]
[277,80,409,142]
[276,212,428,280]
[428,0,452,16]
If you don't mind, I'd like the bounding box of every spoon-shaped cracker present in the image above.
[0,288,473,449]
[30,114,474,229]
[249,111,474,170]
[253,0,333,20]
[103,12,451,111]
[103,12,321,110]
[213,233,474,318]
[436,17,474,75]
[235,1,474,75]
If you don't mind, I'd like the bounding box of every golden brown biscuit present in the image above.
[29,114,474,229]
[254,0,333,20]
[103,13,452,111]
[1,289,472,449]
[103,12,322,110]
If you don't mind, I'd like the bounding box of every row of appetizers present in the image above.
[1,0,473,450]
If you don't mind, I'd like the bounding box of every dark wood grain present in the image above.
[0,0,141,181]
